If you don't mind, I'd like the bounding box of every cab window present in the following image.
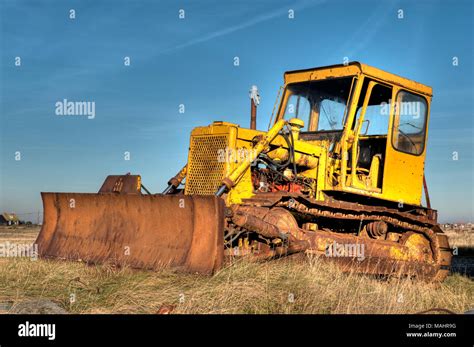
[281,77,354,132]
[284,94,311,131]
[354,83,392,136]
[318,98,348,131]
[392,91,427,155]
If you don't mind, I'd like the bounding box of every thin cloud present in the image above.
[157,0,326,56]
[340,0,398,58]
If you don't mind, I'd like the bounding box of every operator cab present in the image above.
[276,62,431,206]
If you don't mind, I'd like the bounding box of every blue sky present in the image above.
[0,0,472,222]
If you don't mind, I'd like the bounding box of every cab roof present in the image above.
[284,62,432,97]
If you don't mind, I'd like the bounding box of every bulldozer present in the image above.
[36,62,452,281]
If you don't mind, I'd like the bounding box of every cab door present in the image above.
[383,88,430,206]
[349,80,392,193]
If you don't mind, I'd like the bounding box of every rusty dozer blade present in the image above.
[36,193,225,274]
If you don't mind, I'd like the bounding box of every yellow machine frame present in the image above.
[186,62,432,208]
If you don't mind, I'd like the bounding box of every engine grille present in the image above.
[185,134,228,195]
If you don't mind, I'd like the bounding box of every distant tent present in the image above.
[0,213,20,225]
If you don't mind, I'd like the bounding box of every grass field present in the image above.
[0,225,472,314]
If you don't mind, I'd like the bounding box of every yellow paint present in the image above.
[184,62,432,208]
[389,245,409,262]
[137,175,141,192]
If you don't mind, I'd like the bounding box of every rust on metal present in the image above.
[423,174,431,209]
[99,175,141,194]
[250,98,257,130]
[232,212,281,239]
[366,221,388,238]
[229,192,452,281]
[36,193,225,274]
[168,165,187,188]
[244,192,438,227]
[163,165,188,194]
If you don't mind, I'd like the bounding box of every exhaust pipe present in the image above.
[249,85,260,130]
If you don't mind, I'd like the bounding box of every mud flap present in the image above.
[36,193,225,274]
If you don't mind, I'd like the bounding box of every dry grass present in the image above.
[0,256,472,314]
[444,227,474,250]
[0,225,472,314]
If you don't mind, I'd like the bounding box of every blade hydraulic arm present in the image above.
[163,164,187,194]
[216,119,287,196]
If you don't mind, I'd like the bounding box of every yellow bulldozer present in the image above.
[36,62,452,281]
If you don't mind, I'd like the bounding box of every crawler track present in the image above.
[229,193,452,282]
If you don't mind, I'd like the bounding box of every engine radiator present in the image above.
[185,134,229,195]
